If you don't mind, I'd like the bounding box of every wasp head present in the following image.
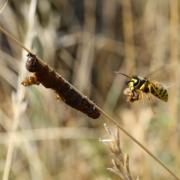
[128,76,146,91]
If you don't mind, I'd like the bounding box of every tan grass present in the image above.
[3,1,38,179]
[101,124,139,180]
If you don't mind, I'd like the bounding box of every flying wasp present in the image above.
[117,72,168,103]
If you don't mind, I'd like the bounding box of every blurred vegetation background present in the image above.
[0,0,180,179]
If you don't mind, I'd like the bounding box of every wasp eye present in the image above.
[132,78,139,87]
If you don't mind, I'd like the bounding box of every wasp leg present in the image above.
[123,88,142,103]
[21,74,40,86]
[131,90,139,102]
[124,88,133,102]
[128,91,138,102]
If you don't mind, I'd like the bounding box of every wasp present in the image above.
[117,73,168,103]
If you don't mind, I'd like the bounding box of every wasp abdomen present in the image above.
[149,83,168,102]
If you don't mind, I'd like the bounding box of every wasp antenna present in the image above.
[115,72,131,79]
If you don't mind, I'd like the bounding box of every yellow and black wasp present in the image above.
[117,72,168,103]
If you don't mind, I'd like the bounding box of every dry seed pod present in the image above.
[22,53,100,119]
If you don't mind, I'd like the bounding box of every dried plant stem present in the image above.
[19,137,51,180]
[0,25,31,54]
[0,14,179,180]
[99,108,179,180]
[105,0,136,111]
[102,124,137,180]
[121,0,135,71]
[0,0,8,13]
[169,0,179,129]
[73,0,96,93]
[0,127,99,144]
[2,1,38,180]
[169,0,180,170]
